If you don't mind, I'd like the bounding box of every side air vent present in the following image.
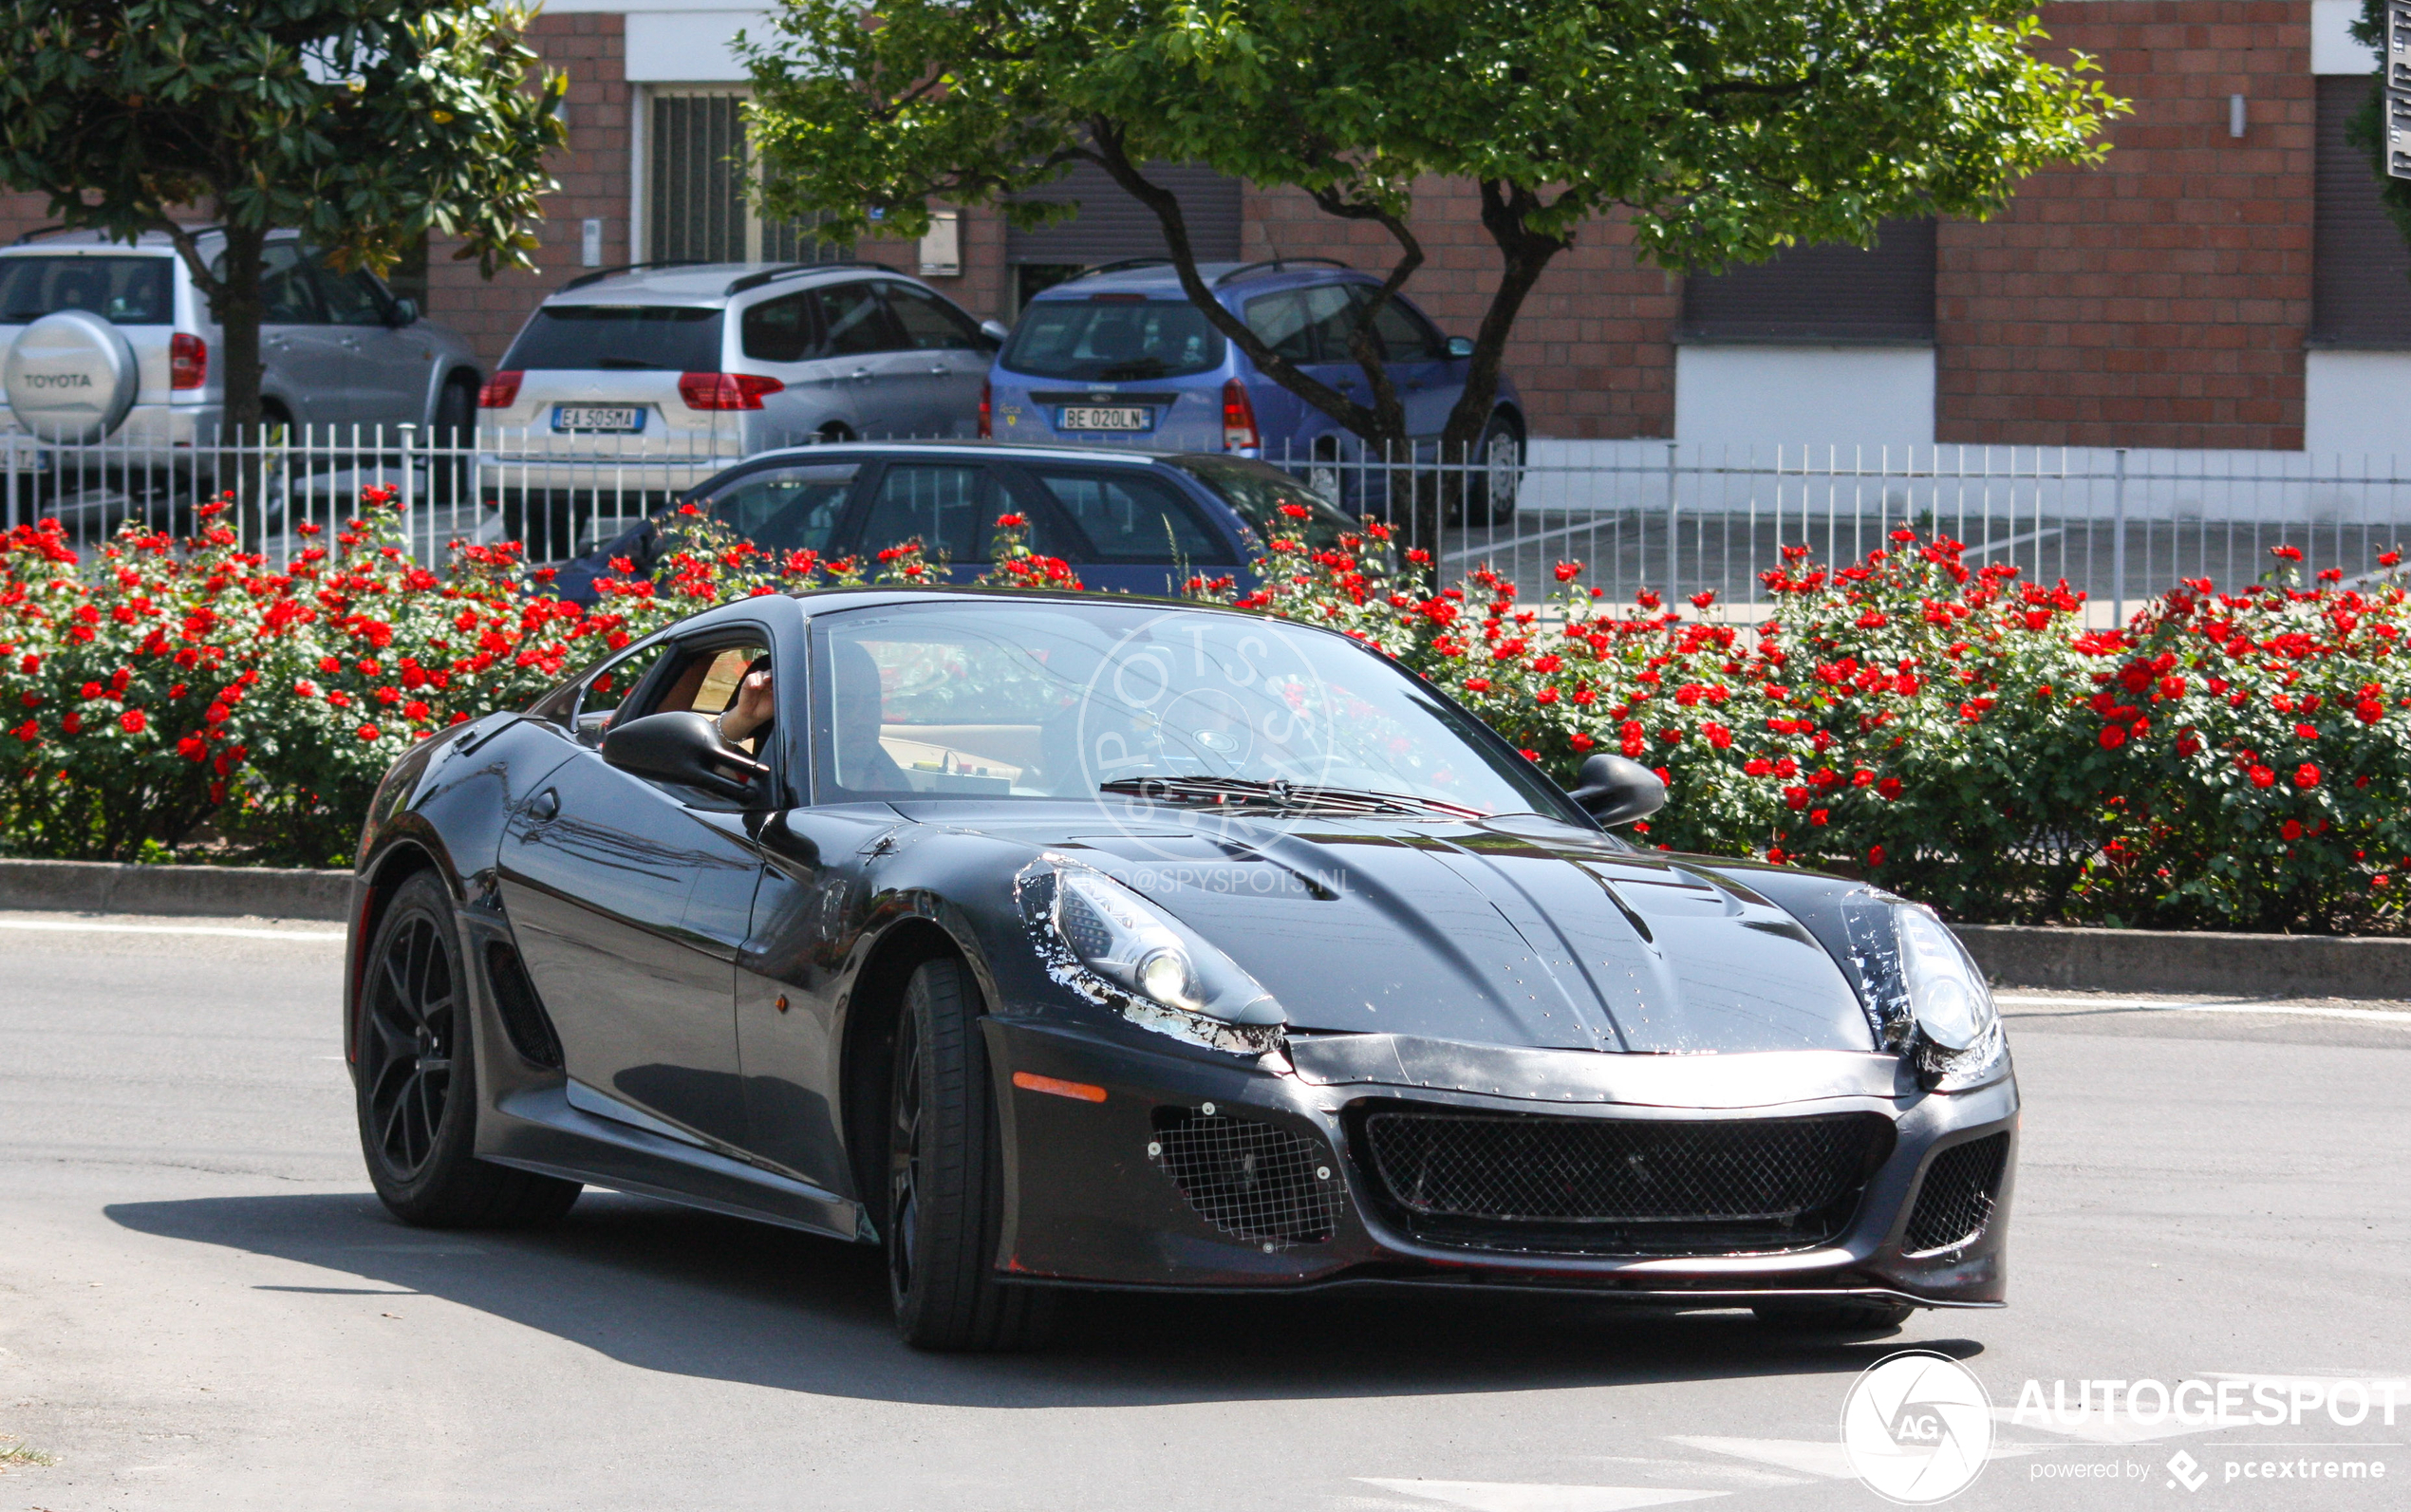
[484,941,564,1069]
[1901,1132,2010,1255]
[1149,1107,1338,1249]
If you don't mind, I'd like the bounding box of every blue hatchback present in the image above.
[983,260,1525,521]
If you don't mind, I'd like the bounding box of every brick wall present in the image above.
[1935,1,2316,450]
[1242,182,1679,439]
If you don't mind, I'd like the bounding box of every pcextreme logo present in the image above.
[1841,1351,1995,1504]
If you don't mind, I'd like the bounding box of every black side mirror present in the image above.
[1566,753,1665,828]
[602,711,769,800]
[1445,335,1474,358]
[387,296,421,327]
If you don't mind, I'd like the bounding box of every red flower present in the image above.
[2294,762,2321,789]
[61,712,81,736]
[10,719,36,743]
[2294,722,2318,740]
[1766,846,1788,865]
[119,708,147,735]
[1463,678,1490,693]
[1569,732,1595,753]
[1809,808,1830,826]
[1877,775,1903,800]
[2281,819,2304,841]
[1553,561,1581,583]
[1704,722,1732,750]
[2099,724,2127,750]
[1520,748,1541,761]
[1867,845,1886,868]
[1278,503,1311,520]
[79,681,102,700]
[2271,544,2304,562]
[2382,551,2402,568]
[995,513,1027,529]
[1783,786,1810,811]
[357,723,381,742]
[2356,700,2383,724]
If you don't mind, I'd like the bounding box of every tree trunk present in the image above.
[1426,180,1571,545]
[210,224,271,543]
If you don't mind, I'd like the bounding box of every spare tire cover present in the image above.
[4,309,140,442]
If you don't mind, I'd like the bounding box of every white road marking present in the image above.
[1355,1483,1724,1512]
[0,918,344,943]
[1664,1438,1857,1481]
[1995,995,2411,1024]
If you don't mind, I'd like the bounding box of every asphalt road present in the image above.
[2,911,2406,1512]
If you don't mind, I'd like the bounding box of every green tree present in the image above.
[742,0,2122,520]
[0,1,565,474]
[2348,0,2411,251]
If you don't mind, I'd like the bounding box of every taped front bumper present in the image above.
[985,1017,2016,1306]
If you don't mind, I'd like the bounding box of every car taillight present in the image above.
[979,379,992,439]
[679,372,785,411]
[1222,378,1260,452]
[478,370,523,408]
[170,332,206,390]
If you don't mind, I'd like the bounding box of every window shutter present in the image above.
[1680,220,1935,344]
[1005,162,1243,264]
[2313,74,2411,347]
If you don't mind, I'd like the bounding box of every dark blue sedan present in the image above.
[552,441,1365,605]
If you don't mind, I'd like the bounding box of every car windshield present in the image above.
[810,601,1574,819]
[501,305,724,371]
[999,298,1225,381]
[1164,455,1360,551]
[0,256,175,326]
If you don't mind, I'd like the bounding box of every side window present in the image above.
[1243,290,1315,362]
[882,283,984,350]
[1021,468,1218,564]
[857,463,988,563]
[312,257,389,326]
[259,244,325,325]
[1297,285,1359,362]
[645,640,775,757]
[705,464,859,553]
[1360,289,1444,362]
[740,291,816,363]
[572,640,673,742]
[809,281,903,357]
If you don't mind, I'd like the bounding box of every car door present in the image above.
[700,459,864,559]
[310,256,427,433]
[804,280,922,439]
[495,629,778,1148]
[877,281,994,439]
[253,242,346,432]
[1000,460,1242,597]
[1358,288,1454,449]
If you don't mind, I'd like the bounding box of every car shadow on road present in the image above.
[106,1189,1982,1408]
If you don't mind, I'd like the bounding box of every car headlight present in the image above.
[1016,855,1286,1056]
[1841,890,2009,1092]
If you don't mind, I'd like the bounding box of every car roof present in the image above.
[732,439,1178,470]
[1028,260,1375,304]
[2,226,253,255]
[540,262,911,308]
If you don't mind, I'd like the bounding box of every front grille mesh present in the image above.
[1902,1132,2010,1254]
[1359,1109,1890,1256]
[1149,1109,1337,1248]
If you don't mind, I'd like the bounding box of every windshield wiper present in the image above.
[1099,775,1484,819]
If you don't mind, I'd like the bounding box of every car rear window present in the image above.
[501,305,724,371]
[999,298,1224,382]
[1164,455,1360,551]
[0,256,176,326]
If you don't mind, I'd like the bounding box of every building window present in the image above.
[647,89,850,266]
[1678,219,1935,344]
[2313,74,2411,347]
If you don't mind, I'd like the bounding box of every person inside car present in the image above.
[717,657,776,750]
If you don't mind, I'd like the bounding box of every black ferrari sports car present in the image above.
[346,588,2017,1350]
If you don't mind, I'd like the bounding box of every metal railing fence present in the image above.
[8,427,2411,620]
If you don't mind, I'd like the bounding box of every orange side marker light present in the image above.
[1012,1071,1108,1103]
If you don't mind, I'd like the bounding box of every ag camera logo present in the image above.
[1841,1350,1994,1503]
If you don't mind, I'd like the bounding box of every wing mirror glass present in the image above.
[1445,335,1474,358]
[387,296,421,327]
[979,317,1010,345]
[601,711,769,799]
[1566,753,1666,827]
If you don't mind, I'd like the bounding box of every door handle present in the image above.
[340,336,363,350]
[928,364,950,375]
[850,367,873,383]
[529,788,559,822]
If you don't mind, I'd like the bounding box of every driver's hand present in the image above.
[720,668,774,742]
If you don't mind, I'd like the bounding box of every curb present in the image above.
[0,857,352,923]
[1953,923,2409,1001]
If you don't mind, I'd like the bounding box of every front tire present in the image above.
[355,873,580,1228]
[885,955,1054,1351]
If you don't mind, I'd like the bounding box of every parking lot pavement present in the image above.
[2,917,2405,1511]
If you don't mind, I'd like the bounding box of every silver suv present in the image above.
[476,261,1001,550]
[0,228,482,452]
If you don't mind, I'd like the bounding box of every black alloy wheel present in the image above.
[355,872,581,1227]
[883,954,1056,1351]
